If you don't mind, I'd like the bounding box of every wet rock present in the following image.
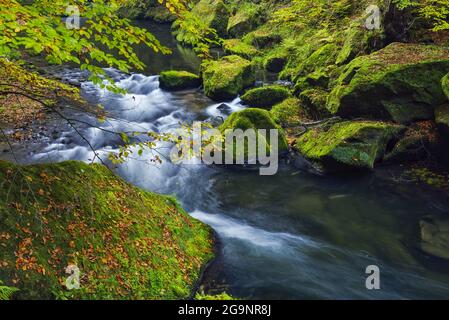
[216,103,232,115]
[159,70,201,91]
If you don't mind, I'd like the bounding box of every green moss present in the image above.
[335,21,383,65]
[327,43,449,123]
[294,70,330,92]
[242,26,282,49]
[220,108,289,154]
[263,50,288,73]
[240,85,291,108]
[297,43,339,77]
[191,0,230,36]
[0,161,214,299]
[298,88,330,119]
[296,121,404,171]
[202,55,254,101]
[159,70,201,91]
[270,98,307,127]
[227,2,261,37]
[195,292,237,300]
[443,73,449,100]
[222,39,259,59]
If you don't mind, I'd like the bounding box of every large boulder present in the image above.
[295,121,404,172]
[327,43,449,123]
[420,215,449,260]
[220,108,289,159]
[240,85,291,108]
[159,70,201,91]
[202,55,254,101]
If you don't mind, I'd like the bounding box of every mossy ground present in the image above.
[0,161,214,299]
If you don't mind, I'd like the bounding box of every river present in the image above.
[7,21,449,299]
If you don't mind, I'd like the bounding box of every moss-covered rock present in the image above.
[159,70,201,91]
[297,43,339,77]
[294,70,330,93]
[243,27,282,49]
[327,43,449,123]
[227,2,261,37]
[202,55,254,101]
[270,98,307,128]
[420,215,449,260]
[336,21,384,66]
[0,161,214,299]
[220,108,289,155]
[191,0,230,36]
[295,121,404,171]
[240,85,291,108]
[264,54,287,73]
[298,88,331,119]
[223,39,259,59]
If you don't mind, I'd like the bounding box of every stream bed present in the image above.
[5,22,449,299]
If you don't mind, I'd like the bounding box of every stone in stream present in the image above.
[216,103,232,115]
[219,108,289,159]
[159,70,201,91]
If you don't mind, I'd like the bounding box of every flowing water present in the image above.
[7,22,449,299]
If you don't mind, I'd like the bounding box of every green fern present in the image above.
[0,281,19,300]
